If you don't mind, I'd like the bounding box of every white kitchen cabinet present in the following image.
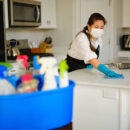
[120,90,130,130]
[73,85,119,130]
[38,0,56,29]
[122,0,130,27]
[4,0,9,28]
[4,0,56,29]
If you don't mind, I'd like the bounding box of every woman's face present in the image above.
[87,20,104,33]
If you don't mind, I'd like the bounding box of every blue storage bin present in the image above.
[0,78,75,130]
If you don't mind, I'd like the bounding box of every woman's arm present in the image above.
[88,58,100,68]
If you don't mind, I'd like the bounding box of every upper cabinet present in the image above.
[122,0,130,27]
[4,0,9,29]
[4,0,56,29]
[37,0,56,29]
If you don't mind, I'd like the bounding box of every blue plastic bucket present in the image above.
[0,79,75,130]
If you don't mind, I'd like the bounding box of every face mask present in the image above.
[90,28,104,38]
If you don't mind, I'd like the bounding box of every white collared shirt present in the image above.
[68,32,103,64]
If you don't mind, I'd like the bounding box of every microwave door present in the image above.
[9,0,41,27]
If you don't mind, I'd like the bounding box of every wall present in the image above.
[6,28,47,46]
[109,0,123,61]
[45,0,73,56]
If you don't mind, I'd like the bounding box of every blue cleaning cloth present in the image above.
[97,64,124,79]
[105,74,124,79]
[7,75,19,88]
[86,65,93,69]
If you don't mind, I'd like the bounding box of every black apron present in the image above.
[66,45,100,72]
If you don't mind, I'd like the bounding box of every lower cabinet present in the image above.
[119,90,130,130]
[73,84,130,130]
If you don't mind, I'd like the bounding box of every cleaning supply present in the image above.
[97,64,124,78]
[17,73,38,93]
[33,56,41,75]
[6,74,18,88]
[10,55,28,77]
[0,65,16,95]
[39,57,57,90]
[59,60,69,88]
[17,55,28,69]
[0,62,12,70]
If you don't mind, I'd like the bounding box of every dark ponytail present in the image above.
[83,26,88,31]
[82,26,96,51]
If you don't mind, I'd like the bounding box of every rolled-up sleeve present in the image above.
[76,33,97,64]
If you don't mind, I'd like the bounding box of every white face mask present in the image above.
[90,28,104,38]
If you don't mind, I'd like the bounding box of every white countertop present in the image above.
[69,68,130,89]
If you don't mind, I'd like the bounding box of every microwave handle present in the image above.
[35,6,40,22]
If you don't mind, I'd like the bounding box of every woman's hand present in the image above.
[88,58,124,78]
[97,64,124,78]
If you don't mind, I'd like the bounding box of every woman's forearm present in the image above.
[88,58,101,68]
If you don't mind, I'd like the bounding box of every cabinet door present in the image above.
[73,85,119,130]
[120,90,130,130]
[4,0,9,29]
[39,0,56,29]
[122,0,130,27]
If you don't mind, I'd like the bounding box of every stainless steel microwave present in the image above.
[8,0,41,27]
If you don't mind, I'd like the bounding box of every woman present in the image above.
[66,13,123,78]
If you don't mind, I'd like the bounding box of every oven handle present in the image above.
[35,5,40,22]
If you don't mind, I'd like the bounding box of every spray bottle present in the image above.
[17,73,38,94]
[15,55,28,77]
[0,65,16,95]
[39,57,57,90]
[17,55,28,69]
[33,56,41,75]
[59,60,69,88]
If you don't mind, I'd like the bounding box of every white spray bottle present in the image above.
[39,57,57,90]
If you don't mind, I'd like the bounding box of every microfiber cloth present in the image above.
[105,74,124,79]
